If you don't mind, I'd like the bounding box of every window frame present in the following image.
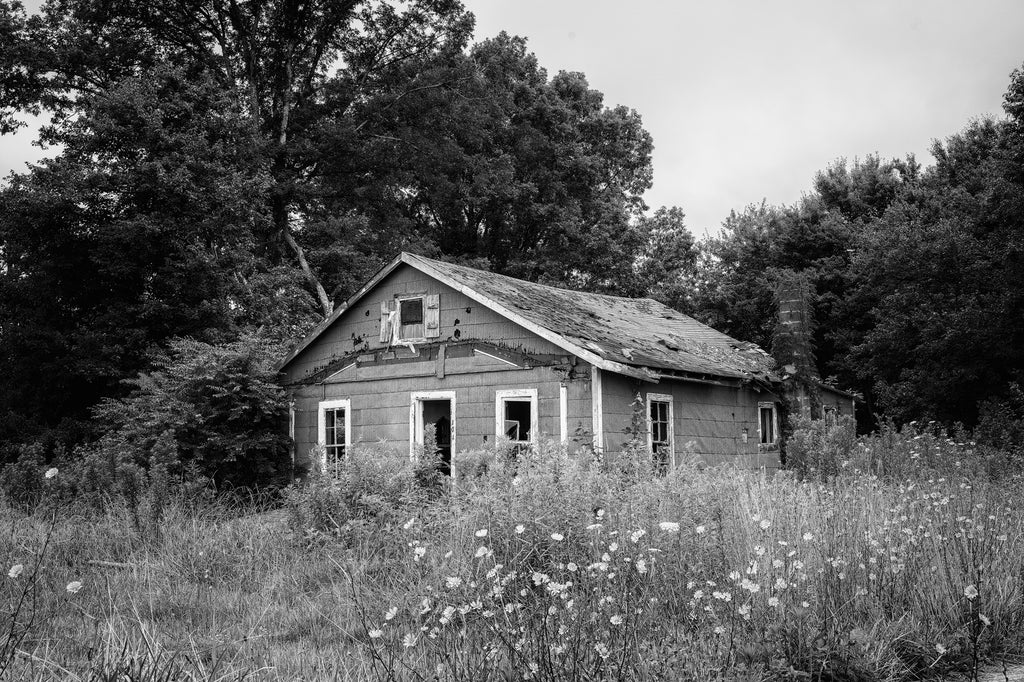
[646,392,675,471]
[395,294,427,342]
[757,401,779,450]
[409,390,457,461]
[317,398,352,474]
[495,388,539,446]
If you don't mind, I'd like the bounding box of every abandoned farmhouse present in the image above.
[278,252,854,474]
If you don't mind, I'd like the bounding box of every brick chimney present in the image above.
[772,271,820,419]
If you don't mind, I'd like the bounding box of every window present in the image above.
[398,296,425,340]
[758,402,778,448]
[646,393,674,473]
[318,399,351,476]
[379,294,440,343]
[495,389,538,453]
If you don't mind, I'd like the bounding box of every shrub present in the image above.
[784,414,857,477]
[91,334,290,488]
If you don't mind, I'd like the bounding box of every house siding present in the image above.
[283,265,566,384]
[288,353,595,472]
[600,372,783,469]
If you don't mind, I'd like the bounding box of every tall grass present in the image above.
[1,426,1022,680]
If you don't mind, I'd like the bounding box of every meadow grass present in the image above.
[1,424,1023,680]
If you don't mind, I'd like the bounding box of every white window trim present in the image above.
[409,390,456,460]
[758,401,780,449]
[495,388,539,445]
[288,400,296,473]
[317,398,352,471]
[646,392,675,466]
[395,294,427,343]
[559,383,568,444]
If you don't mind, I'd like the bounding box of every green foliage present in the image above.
[91,335,291,488]
[783,414,858,479]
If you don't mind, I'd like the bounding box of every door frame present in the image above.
[409,390,456,460]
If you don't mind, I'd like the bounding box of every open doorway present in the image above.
[410,391,456,475]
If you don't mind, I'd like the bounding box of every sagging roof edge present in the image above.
[277,252,769,386]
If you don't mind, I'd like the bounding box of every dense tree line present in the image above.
[0,0,1022,471]
[678,64,1024,430]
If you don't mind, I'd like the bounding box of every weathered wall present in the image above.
[283,265,566,383]
[600,372,782,468]
[289,351,595,472]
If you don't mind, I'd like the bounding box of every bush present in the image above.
[91,334,291,488]
[784,414,857,478]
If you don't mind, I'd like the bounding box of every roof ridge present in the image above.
[404,252,660,305]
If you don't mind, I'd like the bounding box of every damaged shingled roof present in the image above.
[404,254,778,383]
[278,252,780,383]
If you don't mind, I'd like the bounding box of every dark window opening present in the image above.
[400,298,424,325]
[504,399,532,442]
[421,399,452,475]
[759,405,776,445]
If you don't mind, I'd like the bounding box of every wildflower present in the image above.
[801,601,810,608]
[403,518,416,530]
[608,542,619,552]
[738,603,751,619]
[772,559,784,568]
[595,508,605,519]
[567,562,578,572]
[740,578,760,593]
[66,581,83,594]
[728,571,741,581]
[695,524,707,534]
[768,596,780,608]
[630,529,646,543]
[964,584,979,600]
[45,467,58,479]
[935,643,947,655]
[413,546,426,561]
[8,564,24,579]
[658,521,680,533]
[368,629,384,639]
[635,559,647,574]
[713,625,726,635]
[403,633,418,648]
[445,576,462,589]
[439,605,456,624]
[419,598,432,615]
[550,533,564,542]
[385,607,398,621]
[609,614,624,626]
[532,572,550,586]
[594,642,610,659]
[759,519,771,531]
[802,532,813,541]
[979,614,991,626]
[514,524,525,534]
[475,529,488,538]
[586,523,603,531]
[475,546,489,558]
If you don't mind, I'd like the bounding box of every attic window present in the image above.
[401,298,423,325]
[397,296,425,340]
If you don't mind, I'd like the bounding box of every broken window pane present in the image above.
[400,298,424,325]
[503,399,532,443]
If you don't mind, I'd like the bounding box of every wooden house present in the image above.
[278,252,855,474]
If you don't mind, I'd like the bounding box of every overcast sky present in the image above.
[2,1,1023,237]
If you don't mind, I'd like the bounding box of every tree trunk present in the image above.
[282,226,332,318]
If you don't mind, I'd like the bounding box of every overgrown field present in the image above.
[2,422,1023,681]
